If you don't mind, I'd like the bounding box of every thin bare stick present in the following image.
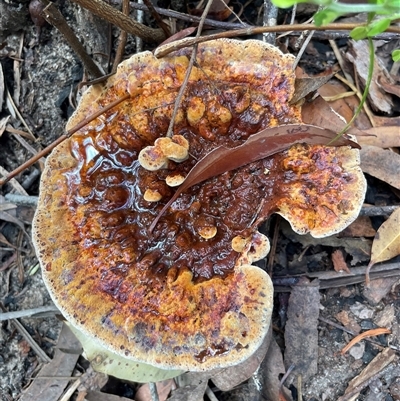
[205,386,219,401]
[40,0,103,79]
[111,0,251,30]
[149,383,160,401]
[165,0,215,138]
[112,0,129,73]
[329,39,353,84]
[0,305,51,363]
[70,0,165,43]
[293,30,315,69]
[0,94,130,186]
[154,23,400,58]
[0,305,59,321]
[6,90,36,140]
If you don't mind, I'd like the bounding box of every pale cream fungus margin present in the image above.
[32,39,366,372]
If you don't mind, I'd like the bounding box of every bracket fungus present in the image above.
[33,39,366,373]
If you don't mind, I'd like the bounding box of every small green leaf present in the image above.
[350,26,369,40]
[314,9,341,25]
[271,0,301,7]
[387,0,400,8]
[367,18,391,36]
[392,49,400,62]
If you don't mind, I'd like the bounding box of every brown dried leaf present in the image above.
[191,0,232,21]
[374,115,400,127]
[339,216,376,238]
[346,40,393,114]
[377,74,400,97]
[19,324,81,401]
[332,249,351,273]
[262,337,293,401]
[360,145,400,190]
[369,208,400,268]
[318,82,371,130]
[356,126,400,148]
[284,278,319,386]
[291,72,335,104]
[301,96,363,136]
[150,124,359,230]
[157,27,197,47]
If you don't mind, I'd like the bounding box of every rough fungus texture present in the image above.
[32,39,366,371]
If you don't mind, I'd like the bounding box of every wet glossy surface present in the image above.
[33,39,364,371]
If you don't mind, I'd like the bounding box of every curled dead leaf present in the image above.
[360,146,400,190]
[332,249,351,274]
[367,208,400,280]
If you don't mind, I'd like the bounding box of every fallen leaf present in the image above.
[157,27,197,48]
[338,347,396,401]
[360,146,400,190]
[363,277,400,305]
[373,115,400,127]
[339,216,376,238]
[340,328,391,355]
[356,126,400,148]
[346,40,393,114]
[335,310,361,334]
[301,95,364,137]
[332,249,351,273]
[261,336,293,401]
[0,116,10,137]
[291,71,335,104]
[169,372,210,401]
[318,81,371,130]
[150,124,359,231]
[282,221,372,266]
[19,324,81,401]
[377,73,400,97]
[284,277,319,386]
[368,208,400,269]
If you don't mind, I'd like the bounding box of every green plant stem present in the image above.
[324,2,397,14]
[329,37,375,144]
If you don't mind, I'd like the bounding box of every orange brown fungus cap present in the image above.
[33,39,365,371]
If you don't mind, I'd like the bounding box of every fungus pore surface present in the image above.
[33,39,366,371]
